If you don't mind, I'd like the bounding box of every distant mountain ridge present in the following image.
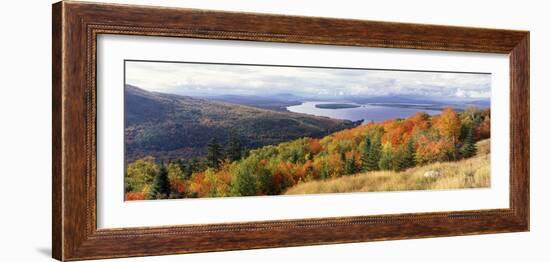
[205,94,303,112]
[347,95,490,109]
[205,93,489,112]
[124,85,357,162]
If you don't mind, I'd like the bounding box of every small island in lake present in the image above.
[315,103,361,109]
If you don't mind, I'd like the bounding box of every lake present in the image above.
[287,101,442,122]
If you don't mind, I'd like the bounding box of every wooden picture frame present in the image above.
[52,1,529,261]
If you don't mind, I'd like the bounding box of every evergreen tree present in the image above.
[392,149,409,172]
[361,138,372,171]
[183,162,193,179]
[401,139,416,170]
[340,150,346,163]
[226,132,242,162]
[345,154,357,175]
[290,150,299,164]
[320,162,330,180]
[257,166,273,195]
[379,143,393,170]
[190,157,203,173]
[460,127,477,158]
[339,151,348,175]
[150,164,170,199]
[206,137,223,169]
[365,139,381,171]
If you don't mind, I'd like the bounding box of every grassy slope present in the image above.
[285,139,490,195]
[125,85,356,162]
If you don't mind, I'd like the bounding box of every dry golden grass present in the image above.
[285,139,491,195]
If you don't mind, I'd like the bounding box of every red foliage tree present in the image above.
[125,192,145,201]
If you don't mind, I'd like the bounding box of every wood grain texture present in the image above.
[509,35,530,226]
[52,1,530,261]
[52,2,63,260]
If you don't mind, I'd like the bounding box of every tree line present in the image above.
[125,132,245,199]
[125,107,490,200]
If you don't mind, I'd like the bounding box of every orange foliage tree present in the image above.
[126,107,490,199]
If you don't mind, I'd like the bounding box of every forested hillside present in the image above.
[125,85,359,162]
[125,107,490,200]
[285,139,490,195]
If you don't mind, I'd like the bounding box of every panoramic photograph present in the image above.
[123,60,491,201]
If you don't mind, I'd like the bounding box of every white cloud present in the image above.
[125,61,491,99]
[455,89,466,97]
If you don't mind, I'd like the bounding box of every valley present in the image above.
[124,85,359,162]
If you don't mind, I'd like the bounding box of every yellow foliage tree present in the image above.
[435,108,461,146]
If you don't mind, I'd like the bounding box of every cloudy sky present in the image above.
[125,61,491,100]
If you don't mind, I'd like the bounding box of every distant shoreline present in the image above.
[286,101,443,122]
[315,103,360,109]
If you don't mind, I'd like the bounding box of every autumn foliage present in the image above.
[125,107,490,200]
[125,192,146,201]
